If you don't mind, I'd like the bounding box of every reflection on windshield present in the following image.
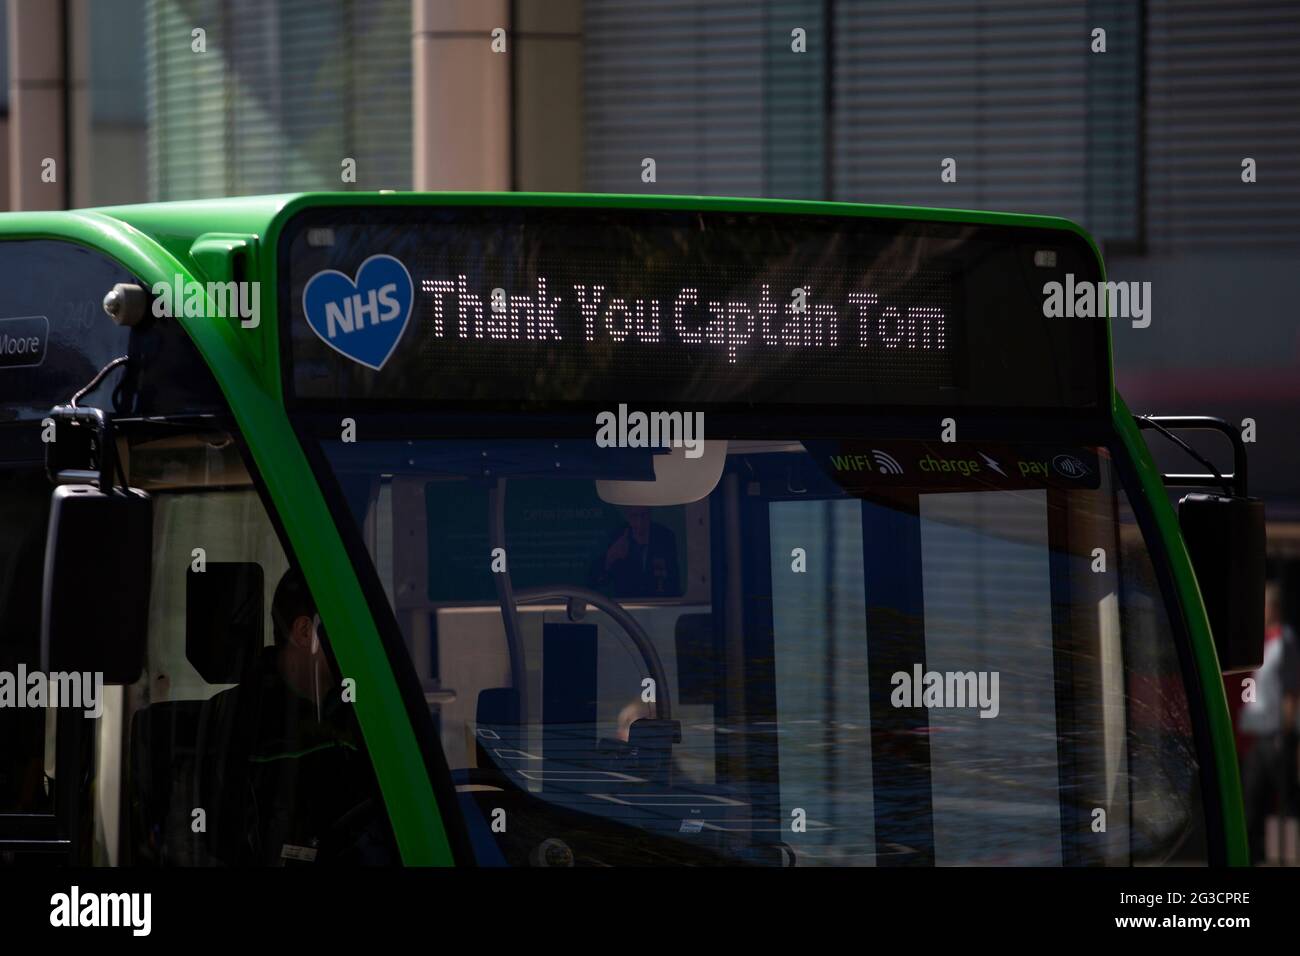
[319,436,1206,867]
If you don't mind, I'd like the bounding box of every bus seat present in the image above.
[127,572,269,866]
[128,672,270,866]
[631,718,682,783]
[128,700,212,865]
[675,613,716,706]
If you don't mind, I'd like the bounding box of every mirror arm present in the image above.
[1135,415,1247,497]
[44,404,125,491]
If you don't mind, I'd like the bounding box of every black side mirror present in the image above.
[41,484,153,684]
[1136,416,1267,676]
[1179,493,1265,674]
[40,403,153,684]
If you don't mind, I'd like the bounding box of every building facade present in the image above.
[4,0,1298,561]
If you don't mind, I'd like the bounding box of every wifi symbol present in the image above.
[872,449,904,475]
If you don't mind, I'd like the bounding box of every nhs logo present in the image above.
[303,254,414,370]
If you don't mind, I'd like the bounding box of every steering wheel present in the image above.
[455,586,674,794]
[510,585,673,721]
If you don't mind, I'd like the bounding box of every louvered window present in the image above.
[583,0,1143,243]
[583,0,826,199]
[1147,0,1300,250]
[147,0,411,200]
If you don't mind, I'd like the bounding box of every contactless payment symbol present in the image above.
[303,254,413,370]
[1052,454,1090,479]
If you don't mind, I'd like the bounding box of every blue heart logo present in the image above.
[303,254,414,371]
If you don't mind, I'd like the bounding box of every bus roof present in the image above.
[3,191,1102,273]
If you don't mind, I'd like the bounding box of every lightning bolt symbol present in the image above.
[980,452,1006,477]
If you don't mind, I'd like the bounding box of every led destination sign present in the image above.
[412,276,948,364]
[283,205,1105,409]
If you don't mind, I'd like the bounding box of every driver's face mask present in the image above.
[311,614,325,720]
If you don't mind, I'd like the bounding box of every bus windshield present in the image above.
[315,431,1208,867]
[280,203,1206,866]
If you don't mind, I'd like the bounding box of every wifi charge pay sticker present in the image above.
[811,442,1100,491]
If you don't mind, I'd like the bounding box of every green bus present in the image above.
[0,193,1264,867]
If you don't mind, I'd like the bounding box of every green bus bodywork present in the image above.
[0,192,1247,866]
